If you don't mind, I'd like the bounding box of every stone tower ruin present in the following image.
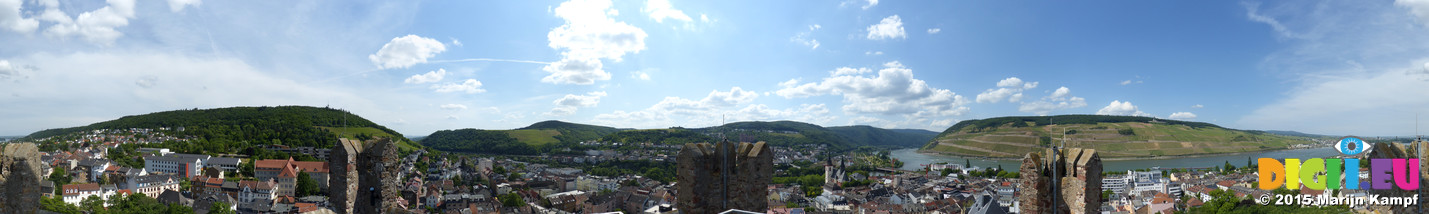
[329,138,407,214]
[676,141,773,214]
[1019,147,1102,214]
[0,143,45,214]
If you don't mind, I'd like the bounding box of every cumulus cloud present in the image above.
[544,0,647,85]
[976,77,1038,103]
[1168,112,1197,120]
[775,61,969,119]
[1018,86,1087,115]
[38,0,139,45]
[0,0,39,34]
[927,28,941,34]
[404,68,446,84]
[168,0,202,12]
[700,87,759,107]
[1191,104,1204,108]
[547,91,608,116]
[867,15,906,40]
[439,104,468,110]
[643,0,691,23]
[865,51,883,55]
[431,79,485,94]
[369,35,447,69]
[1095,100,1151,117]
[1240,60,1429,135]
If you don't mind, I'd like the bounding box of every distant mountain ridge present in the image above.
[421,120,937,154]
[921,115,1315,158]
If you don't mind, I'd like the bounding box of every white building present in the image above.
[62,183,108,206]
[144,153,211,178]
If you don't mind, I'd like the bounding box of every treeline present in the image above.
[518,120,622,143]
[939,115,1227,137]
[600,129,715,145]
[421,129,538,155]
[694,121,856,149]
[23,106,408,150]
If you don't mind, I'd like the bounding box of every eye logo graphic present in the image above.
[1336,136,1371,156]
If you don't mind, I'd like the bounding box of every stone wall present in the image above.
[676,141,771,214]
[1018,147,1101,214]
[329,138,409,214]
[0,143,45,214]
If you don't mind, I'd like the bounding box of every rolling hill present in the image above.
[424,120,938,154]
[919,115,1316,158]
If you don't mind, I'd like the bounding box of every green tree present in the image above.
[49,166,71,195]
[500,193,526,207]
[240,159,255,177]
[296,171,320,197]
[208,202,236,214]
[80,195,106,214]
[41,195,81,214]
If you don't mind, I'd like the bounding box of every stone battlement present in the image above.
[1019,147,1102,214]
[676,141,772,214]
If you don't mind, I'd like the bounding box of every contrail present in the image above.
[429,58,552,65]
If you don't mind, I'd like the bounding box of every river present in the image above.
[891,147,1343,172]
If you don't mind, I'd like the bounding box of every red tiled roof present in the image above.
[279,164,298,178]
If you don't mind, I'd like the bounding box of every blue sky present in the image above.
[1,0,1428,137]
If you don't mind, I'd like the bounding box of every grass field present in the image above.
[500,129,562,146]
[923,122,1316,158]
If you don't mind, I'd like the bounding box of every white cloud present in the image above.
[450,38,463,47]
[1049,86,1071,99]
[1191,104,1204,108]
[1018,86,1086,115]
[700,87,759,107]
[167,0,202,12]
[38,0,139,45]
[0,0,39,34]
[0,60,25,81]
[831,67,872,76]
[643,0,691,23]
[439,104,468,110]
[545,0,647,85]
[0,52,385,135]
[1242,2,1304,39]
[1240,60,1429,135]
[927,28,941,34]
[700,14,710,23]
[862,0,879,10]
[865,51,883,55]
[867,15,907,40]
[1095,100,1151,117]
[541,58,610,85]
[1396,0,1429,26]
[431,79,485,94]
[369,35,447,69]
[1120,80,1132,85]
[976,77,1038,103]
[792,25,821,50]
[631,71,651,80]
[447,115,459,120]
[547,91,608,116]
[1168,112,1197,120]
[404,68,446,84]
[775,61,970,119]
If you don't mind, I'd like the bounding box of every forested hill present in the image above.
[921,115,1314,158]
[828,125,938,148]
[22,106,411,150]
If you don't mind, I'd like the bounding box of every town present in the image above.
[6,126,1418,214]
